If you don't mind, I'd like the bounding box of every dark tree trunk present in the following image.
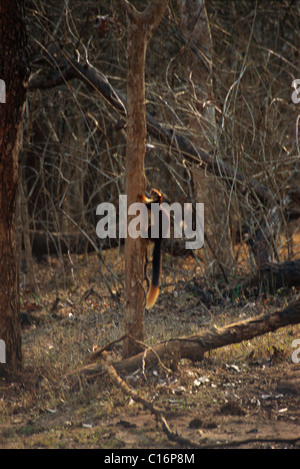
[0,0,28,375]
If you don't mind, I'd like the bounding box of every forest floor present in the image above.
[0,240,299,450]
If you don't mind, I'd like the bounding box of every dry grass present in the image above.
[1,244,299,448]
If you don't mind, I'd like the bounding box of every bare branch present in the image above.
[28,54,272,205]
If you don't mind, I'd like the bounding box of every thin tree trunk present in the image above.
[120,0,168,358]
[0,0,28,375]
[121,3,147,358]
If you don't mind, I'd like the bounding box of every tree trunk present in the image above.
[0,0,28,375]
[120,0,168,358]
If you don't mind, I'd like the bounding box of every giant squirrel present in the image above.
[137,188,170,309]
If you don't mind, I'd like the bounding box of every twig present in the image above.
[87,334,127,363]
[199,435,300,449]
[127,334,173,376]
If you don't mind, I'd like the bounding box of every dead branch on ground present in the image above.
[248,259,300,291]
[69,299,300,382]
[103,352,198,448]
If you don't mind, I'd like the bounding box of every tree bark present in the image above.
[120,0,168,358]
[0,0,28,375]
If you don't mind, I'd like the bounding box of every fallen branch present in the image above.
[248,259,300,291]
[70,299,300,380]
[199,435,300,449]
[103,352,197,448]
